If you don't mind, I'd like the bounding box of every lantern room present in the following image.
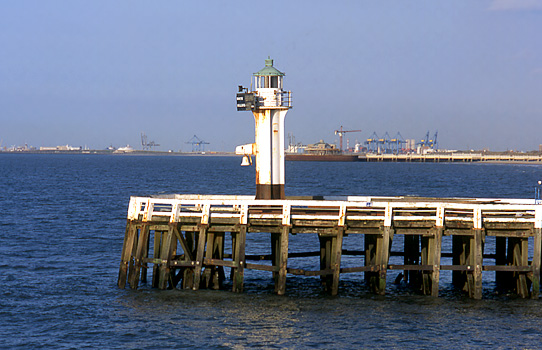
[253,58,285,90]
[236,57,291,110]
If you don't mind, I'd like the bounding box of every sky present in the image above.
[1,0,542,152]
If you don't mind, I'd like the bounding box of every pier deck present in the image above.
[360,153,542,163]
[118,195,542,299]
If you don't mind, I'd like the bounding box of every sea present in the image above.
[1,154,542,349]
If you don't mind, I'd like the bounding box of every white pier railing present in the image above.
[127,194,542,229]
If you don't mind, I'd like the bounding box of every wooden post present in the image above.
[431,227,443,297]
[129,223,150,289]
[126,225,139,287]
[181,231,196,289]
[375,226,393,295]
[192,225,208,291]
[511,237,529,298]
[468,229,483,299]
[230,231,237,282]
[519,237,529,298]
[276,226,289,295]
[158,225,176,290]
[421,228,443,296]
[320,234,332,289]
[532,228,541,299]
[421,236,431,295]
[495,236,508,291]
[141,231,150,284]
[232,226,247,293]
[271,232,280,285]
[365,233,378,290]
[152,230,163,288]
[319,234,333,290]
[330,226,344,296]
[212,232,225,290]
[202,231,215,289]
[118,220,137,289]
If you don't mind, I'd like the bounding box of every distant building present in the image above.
[39,145,81,151]
[114,145,135,153]
[405,139,416,151]
[286,143,305,154]
[304,140,340,155]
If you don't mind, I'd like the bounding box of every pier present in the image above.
[118,195,542,299]
[360,153,542,163]
[283,153,542,163]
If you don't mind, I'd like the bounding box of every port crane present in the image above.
[417,131,438,150]
[334,126,361,152]
[390,132,407,154]
[185,135,210,153]
[141,133,160,151]
[365,131,407,154]
[429,131,438,150]
[365,132,379,153]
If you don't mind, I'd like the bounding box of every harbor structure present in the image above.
[235,58,292,199]
[118,59,542,299]
[360,152,542,162]
[118,195,542,299]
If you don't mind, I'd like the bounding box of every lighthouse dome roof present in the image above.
[253,58,285,76]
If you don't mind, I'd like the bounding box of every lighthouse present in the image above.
[236,58,292,199]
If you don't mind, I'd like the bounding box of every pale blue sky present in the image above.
[1,0,541,151]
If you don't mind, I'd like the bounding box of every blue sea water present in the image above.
[1,154,542,349]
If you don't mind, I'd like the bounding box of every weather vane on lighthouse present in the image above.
[236,57,292,199]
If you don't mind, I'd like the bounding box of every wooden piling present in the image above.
[151,230,163,288]
[495,236,508,291]
[276,226,289,295]
[212,232,226,289]
[509,237,529,298]
[232,226,247,293]
[202,231,215,289]
[129,223,150,289]
[421,236,431,295]
[431,227,443,297]
[118,220,137,289]
[421,227,443,297]
[471,229,484,300]
[320,234,332,290]
[182,231,196,289]
[158,225,176,289]
[192,225,208,291]
[532,228,541,299]
[141,232,150,284]
[126,225,139,287]
[319,234,336,292]
[365,233,378,291]
[330,226,344,296]
[375,225,393,295]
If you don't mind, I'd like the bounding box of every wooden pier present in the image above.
[118,195,542,299]
[360,153,542,163]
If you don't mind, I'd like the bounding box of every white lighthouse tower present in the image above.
[236,58,292,199]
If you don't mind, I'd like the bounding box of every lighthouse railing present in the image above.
[254,90,292,108]
[278,91,292,108]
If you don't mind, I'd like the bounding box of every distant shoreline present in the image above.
[0,150,237,156]
[2,150,542,164]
